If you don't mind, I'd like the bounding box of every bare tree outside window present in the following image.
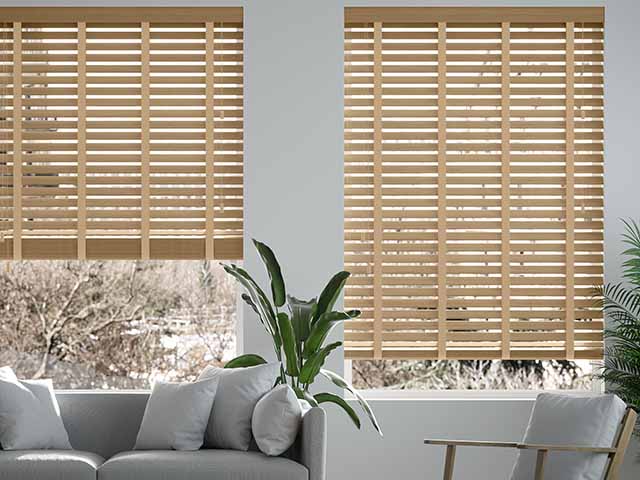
[351,359,594,391]
[0,260,237,389]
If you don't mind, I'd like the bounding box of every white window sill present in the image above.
[345,388,602,401]
[55,389,151,394]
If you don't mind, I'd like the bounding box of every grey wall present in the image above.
[243,0,345,374]
[240,1,640,480]
[1,0,638,478]
[603,0,640,286]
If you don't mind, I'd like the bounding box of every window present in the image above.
[344,7,604,388]
[0,7,243,389]
[0,7,243,260]
[0,260,237,389]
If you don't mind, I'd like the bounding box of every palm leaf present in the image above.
[278,312,299,376]
[253,239,286,307]
[299,341,342,384]
[293,386,318,407]
[621,219,640,289]
[223,264,281,349]
[314,392,361,429]
[225,354,267,368]
[597,222,640,431]
[303,310,358,358]
[312,271,350,324]
[288,295,316,342]
[320,369,383,436]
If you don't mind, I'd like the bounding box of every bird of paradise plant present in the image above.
[222,239,382,435]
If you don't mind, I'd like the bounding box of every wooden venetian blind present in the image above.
[0,7,243,260]
[344,8,605,360]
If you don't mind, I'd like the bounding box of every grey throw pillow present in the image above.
[252,385,302,456]
[198,362,280,450]
[0,366,72,450]
[134,377,219,451]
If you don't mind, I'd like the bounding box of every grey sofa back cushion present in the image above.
[198,363,280,451]
[56,392,149,459]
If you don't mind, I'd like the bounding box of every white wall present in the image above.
[2,0,638,478]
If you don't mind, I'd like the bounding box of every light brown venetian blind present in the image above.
[344,7,605,360]
[0,7,243,260]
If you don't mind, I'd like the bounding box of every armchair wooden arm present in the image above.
[423,408,636,480]
[424,439,616,453]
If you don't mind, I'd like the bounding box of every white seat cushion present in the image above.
[0,450,104,480]
[510,393,627,480]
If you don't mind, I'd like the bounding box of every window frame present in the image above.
[344,359,604,398]
[343,6,606,363]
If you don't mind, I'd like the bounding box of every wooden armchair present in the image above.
[424,394,637,480]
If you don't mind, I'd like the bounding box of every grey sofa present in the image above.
[0,392,327,480]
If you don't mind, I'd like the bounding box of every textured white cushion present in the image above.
[0,366,72,450]
[198,362,279,451]
[252,385,302,456]
[134,377,219,451]
[510,393,627,480]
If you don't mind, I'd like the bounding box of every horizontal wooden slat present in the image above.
[344,11,604,361]
[0,7,243,22]
[345,349,603,361]
[345,7,604,23]
[0,238,242,260]
[0,11,244,261]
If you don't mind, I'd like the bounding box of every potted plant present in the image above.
[598,219,640,433]
[222,239,381,435]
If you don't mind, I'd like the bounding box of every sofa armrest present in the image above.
[299,407,327,480]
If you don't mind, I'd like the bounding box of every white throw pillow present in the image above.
[510,393,628,480]
[252,385,302,456]
[0,366,72,450]
[134,377,219,451]
[198,362,280,450]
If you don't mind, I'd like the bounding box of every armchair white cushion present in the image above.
[510,393,627,480]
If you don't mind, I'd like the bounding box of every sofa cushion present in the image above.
[198,363,280,451]
[0,450,104,480]
[252,385,302,456]
[0,367,72,450]
[98,450,308,480]
[134,377,219,451]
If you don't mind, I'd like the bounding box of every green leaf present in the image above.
[620,219,640,289]
[313,271,351,324]
[223,264,281,351]
[595,219,640,420]
[303,311,356,358]
[253,239,286,307]
[278,312,299,376]
[314,392,361,429]
[299,341,342,384]
[224,354,267,369]
[320,369,383,436]
[241,293,260,318]
[288,295,317,342]
[293,386,319,407]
